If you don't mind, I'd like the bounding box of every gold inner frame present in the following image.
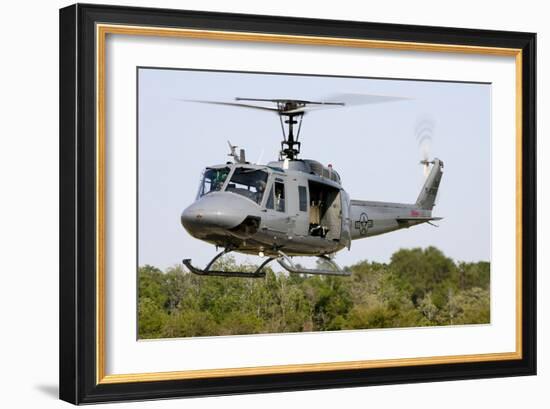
[95,23,523,384]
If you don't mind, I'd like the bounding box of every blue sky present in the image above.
[138,68,491,270]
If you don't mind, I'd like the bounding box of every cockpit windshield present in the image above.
[198,167,230,198]
[226,167,268,205]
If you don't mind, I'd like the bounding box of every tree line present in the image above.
[138,246,490,339]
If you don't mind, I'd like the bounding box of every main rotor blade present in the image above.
[327,93,411,106]
[236,97,345,106]
[282,106,329,114]
[282,105,345,114]
[178,99,279,113]
[179,94,405,115]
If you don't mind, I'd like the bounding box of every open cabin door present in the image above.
[307,180,342,242]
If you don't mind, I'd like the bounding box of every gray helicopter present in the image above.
[180,98,443,277]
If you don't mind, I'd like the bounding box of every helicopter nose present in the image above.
[180,193,256,235]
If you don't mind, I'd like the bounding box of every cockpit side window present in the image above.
[226,168,268,205]
[198,167,230,198]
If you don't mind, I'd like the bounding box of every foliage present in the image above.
[138,247,490,339]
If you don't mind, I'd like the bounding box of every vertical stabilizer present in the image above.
[416,158,444,210]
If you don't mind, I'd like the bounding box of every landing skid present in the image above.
[182,255,273,278]
[182,249,350,278]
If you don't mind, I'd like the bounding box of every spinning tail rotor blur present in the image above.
[415,117,436,178]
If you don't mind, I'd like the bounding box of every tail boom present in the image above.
[349,158,444,241]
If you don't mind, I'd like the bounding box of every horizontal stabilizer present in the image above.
[396,216,443,228]
[396,216,443,222]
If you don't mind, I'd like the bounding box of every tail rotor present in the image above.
[415,117,435,178]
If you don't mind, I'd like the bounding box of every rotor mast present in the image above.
[278,101,304,160]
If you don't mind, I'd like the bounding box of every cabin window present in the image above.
[198,167,230,198]
[265,186,274,209]
[225,167,268,205]
[274,181,285,212]
[298,186,308,212]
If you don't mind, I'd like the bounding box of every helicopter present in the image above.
[180,97,444,278]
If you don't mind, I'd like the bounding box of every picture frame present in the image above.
[59,3,536,404]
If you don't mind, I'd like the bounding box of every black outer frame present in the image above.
[59,3,536,404]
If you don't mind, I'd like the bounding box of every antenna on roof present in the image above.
[227,140,247,164]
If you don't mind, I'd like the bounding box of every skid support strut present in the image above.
[276,251,350,276]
